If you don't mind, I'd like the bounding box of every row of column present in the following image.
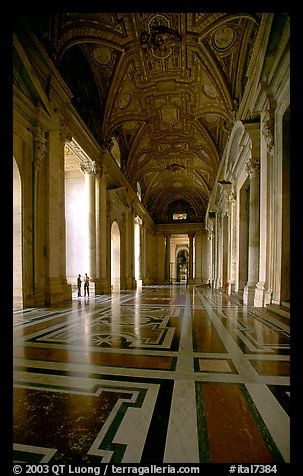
[207,121,275,306]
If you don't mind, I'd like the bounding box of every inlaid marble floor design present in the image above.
[13,285,290,464]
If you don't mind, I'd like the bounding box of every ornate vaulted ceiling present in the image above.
[22,12,261,224]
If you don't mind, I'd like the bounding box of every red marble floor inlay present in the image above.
[193,319,226,353]
[250,360,290,376]
[14,315,69,338]
[13,346,174,369]
[199,383,274,463]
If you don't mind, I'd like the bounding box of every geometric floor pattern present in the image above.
[13,285,290,463]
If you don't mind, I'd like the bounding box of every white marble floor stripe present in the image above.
[164,292,200,462]
[163,380,200,463]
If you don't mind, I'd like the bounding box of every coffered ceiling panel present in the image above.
[25,12,261,224]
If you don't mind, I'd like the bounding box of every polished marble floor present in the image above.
[13,285,290,464]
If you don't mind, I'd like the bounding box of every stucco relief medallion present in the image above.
[203,83,218,99]
[204,113,219,123]
[92,46,113,66]
[213,27,235,50]
[160,105,179,126]
[122,121,137,132]
[118,93,132,109]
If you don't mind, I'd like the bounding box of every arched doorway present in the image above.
[13,157,23,309]
[111,221,120,290]
[176,249,188,284]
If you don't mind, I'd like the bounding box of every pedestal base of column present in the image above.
[33,288,46,307]
[126,277,136,290]
[94,279,101,295]
[264,289,272,305]
[61,280,72,302]
[45,277,64,306]
[88,281,95,296]
[214,278,221,289]
[227,282,234,295]
[253,282,264,307]
[243,284,256,306]
[98,279,111,295]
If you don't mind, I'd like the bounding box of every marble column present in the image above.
[207,215,215,287]
[124,207,136,290]
[243,157,260,305]
[139,219,144,282]
[45,125,72,305]
[194,231,203,285]
[214,213,220,289]
[97,168,111,294]
[227,191,237,294]
[141,219,148,286]
[32,124,47,306]
[142,224,152,285]
[120,211,127,290]
[81,161,97,293]
[156,232,165,283]
[188,232,195,284]
[164,232,171,283]
[254,112,271,307]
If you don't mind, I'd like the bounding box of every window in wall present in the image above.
[173,213,187,220]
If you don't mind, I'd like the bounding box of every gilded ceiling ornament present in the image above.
[140,15,181,60]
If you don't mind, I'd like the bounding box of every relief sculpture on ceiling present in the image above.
[140,14,181,60]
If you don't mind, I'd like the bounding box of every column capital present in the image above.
[80,160,97,175]
[228,191,236,203]
[246,157,260,176]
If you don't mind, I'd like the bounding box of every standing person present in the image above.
[77,274,82,297]
[83,273,90,297]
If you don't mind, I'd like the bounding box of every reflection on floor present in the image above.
[13,285,290,464]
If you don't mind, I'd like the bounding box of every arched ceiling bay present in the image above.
[30,12,260,223]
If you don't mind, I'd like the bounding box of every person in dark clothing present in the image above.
[77,274,82,297]
[83,273,90,297]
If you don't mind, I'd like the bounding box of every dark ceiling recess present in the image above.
[59,46,103,144]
